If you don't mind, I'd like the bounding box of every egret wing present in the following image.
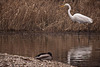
[73,13,93,23]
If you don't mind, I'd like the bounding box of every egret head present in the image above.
[61,3,70,7]
[64,3,69,6]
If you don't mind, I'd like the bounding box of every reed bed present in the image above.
[0,0,100,32]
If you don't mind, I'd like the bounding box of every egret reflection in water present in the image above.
[68,46,92,66]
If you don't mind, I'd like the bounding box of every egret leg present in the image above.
[78,34,80,45]
[88,24,91,39]
[88,24,90,35]
[84,23,90,35]
[83,23,91,39]
[71,22,75,31]
[78,24,80,35]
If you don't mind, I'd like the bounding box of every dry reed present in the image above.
[0,0,100,32]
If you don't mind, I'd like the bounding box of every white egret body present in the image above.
[63,3,93,23]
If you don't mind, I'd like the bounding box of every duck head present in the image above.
[48,52,52,56]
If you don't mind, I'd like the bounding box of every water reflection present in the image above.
[68,46,92,66]
[0,32,100,67]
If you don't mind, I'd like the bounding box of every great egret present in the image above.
[61,3,93,32]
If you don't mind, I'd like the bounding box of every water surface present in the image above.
[0,32,100,67]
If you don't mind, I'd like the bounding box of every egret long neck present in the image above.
[67,4,73,19]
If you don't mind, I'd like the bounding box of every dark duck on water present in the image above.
[35,52,53,60]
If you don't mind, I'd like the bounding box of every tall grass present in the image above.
[0,0,100,32]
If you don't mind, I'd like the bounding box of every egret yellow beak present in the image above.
[60,5,64,7]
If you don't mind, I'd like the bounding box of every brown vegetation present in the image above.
[0,0,100,32]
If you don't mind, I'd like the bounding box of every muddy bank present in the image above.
[0,0,100,32]
[0,53,76,67]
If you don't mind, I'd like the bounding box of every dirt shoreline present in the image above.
[0,53,76,67]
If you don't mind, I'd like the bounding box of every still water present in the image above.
[0,32,100,67]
